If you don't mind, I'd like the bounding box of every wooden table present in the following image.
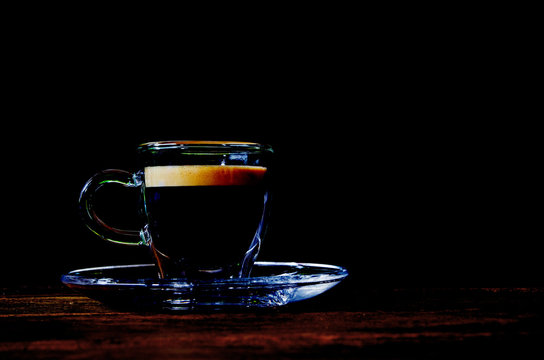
[1,288,543,359]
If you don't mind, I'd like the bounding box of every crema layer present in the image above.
[144,165,267,187]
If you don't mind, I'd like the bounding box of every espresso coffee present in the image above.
[144,165,268,279]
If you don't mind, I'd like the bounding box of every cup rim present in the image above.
[137,140,273,154]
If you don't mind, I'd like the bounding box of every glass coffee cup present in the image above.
[79,141,273,280]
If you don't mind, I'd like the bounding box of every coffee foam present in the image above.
[144,165,267,187]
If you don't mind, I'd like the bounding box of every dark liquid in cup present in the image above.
[144,165,268,279]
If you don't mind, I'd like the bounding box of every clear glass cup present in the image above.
[79,141,273,279]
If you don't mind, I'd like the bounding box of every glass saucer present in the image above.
[61,261,348,311]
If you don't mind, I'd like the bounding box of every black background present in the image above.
[1,10,540,297]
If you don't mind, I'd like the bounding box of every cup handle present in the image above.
[78,169,146,246]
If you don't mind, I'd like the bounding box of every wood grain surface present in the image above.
[1,288,543,359]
